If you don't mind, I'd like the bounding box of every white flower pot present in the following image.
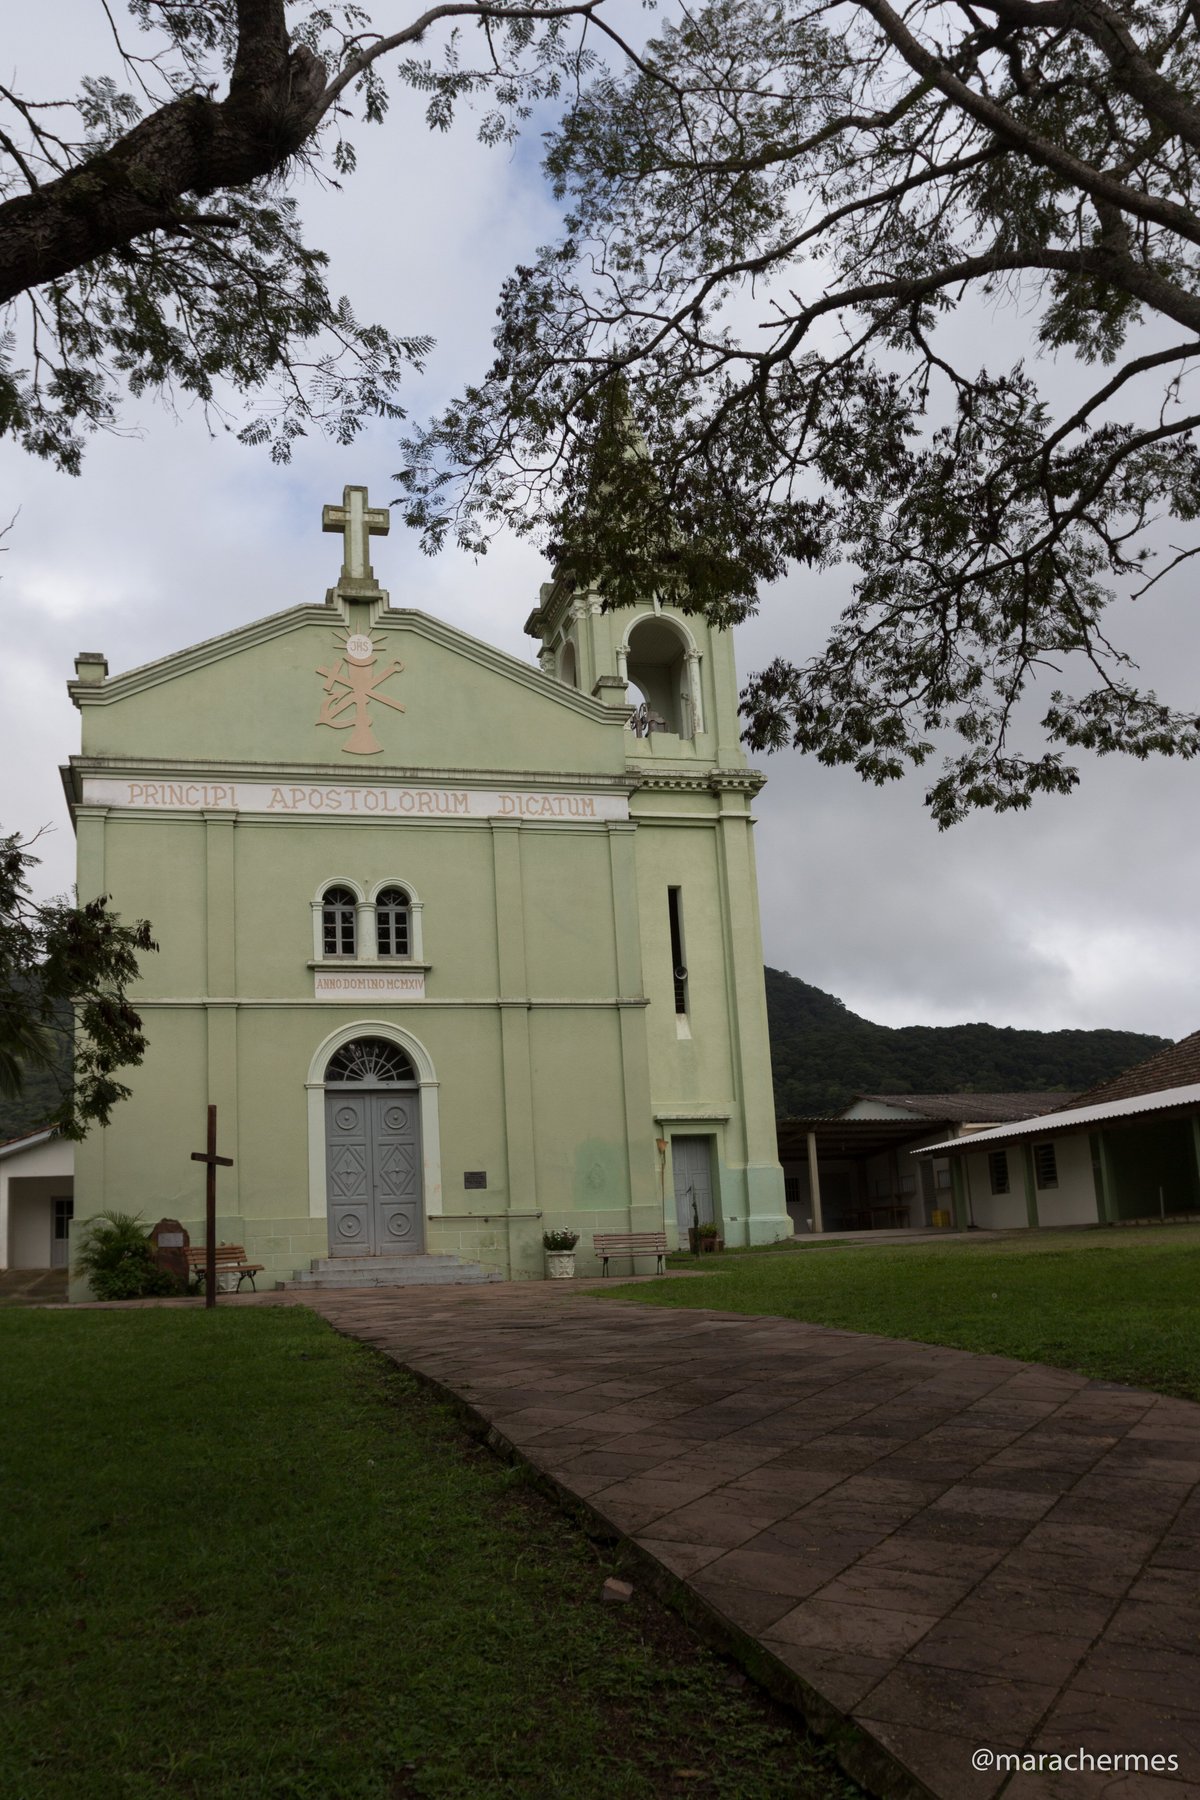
[545,1250,577,1280]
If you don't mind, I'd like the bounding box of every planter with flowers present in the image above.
[543,1228,579,1280]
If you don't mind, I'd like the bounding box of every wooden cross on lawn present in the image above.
[191,1104,234,1311]
[322,484,390,594]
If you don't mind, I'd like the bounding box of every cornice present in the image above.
[66,754,640,796]
[627,766,766,795]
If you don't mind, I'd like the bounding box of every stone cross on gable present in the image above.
[322,484,390,595]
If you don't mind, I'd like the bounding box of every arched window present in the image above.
[325,1038,416,1084]
[322,885,358,958]
[559,637,578,689]
[376,886,411,958]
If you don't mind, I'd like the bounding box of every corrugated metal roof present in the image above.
[914,1083,1200,1156]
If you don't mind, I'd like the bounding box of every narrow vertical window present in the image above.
[322,885,357,957]
[1033,1142,1058,1189]
[376,887,411,957]
[988,1150,1010,1196]
[667,887,688,1014]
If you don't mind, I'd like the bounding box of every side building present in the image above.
[62,487,788,1293]
[917,1033,1200,1229]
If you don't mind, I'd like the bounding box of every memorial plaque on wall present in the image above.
[463,1171,487,1190]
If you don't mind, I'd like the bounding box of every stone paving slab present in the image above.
[299,1282,1200,1800]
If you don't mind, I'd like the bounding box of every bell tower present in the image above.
[523,575,748,768]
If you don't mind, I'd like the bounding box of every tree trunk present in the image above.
[0,0,326,305]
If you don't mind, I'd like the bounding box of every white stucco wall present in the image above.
[1035,1135,1098,1227]
[964,1148,1027,1229]
[962,1133,1098,1230]
[0,1138,74,1269]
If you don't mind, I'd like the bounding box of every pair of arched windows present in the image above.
[319,885,412,960]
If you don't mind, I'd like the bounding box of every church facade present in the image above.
[64,488,787,1292]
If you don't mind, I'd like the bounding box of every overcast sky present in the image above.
[2,4,1196,1041]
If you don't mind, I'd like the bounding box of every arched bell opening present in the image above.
[625,615,695,738]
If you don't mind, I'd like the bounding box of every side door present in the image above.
[672,1136,715,1232]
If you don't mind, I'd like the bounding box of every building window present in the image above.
[667,887,688,1013]
[1034,1142,1059,1189]
[53,1196,74,1241]
[376,887,411,958]
[325,1038,416,1084]
[322,885,358,957]
[988,1150,1010,1195]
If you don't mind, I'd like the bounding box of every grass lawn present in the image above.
[603,1226,1200,1402]
[0,1307,859,1800]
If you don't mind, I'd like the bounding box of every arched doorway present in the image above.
[324,1037,424,1255]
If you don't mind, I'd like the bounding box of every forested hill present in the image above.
[766,967,1171,1120]
[0,968,1173,1145]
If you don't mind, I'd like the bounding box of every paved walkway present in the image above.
[301,1283,1200,1800]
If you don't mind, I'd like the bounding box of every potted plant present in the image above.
[543,1228,579,1279]
[697,1222,720,1254]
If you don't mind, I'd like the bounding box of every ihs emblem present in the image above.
[316,630,405,756]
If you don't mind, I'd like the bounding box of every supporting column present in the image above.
[355,899,377,961]
[0,1165,8,1271]
[806,1131,824,1235]
[950,1156,969,1231]
[1089,1130,1114,1224]
[1022,1142,1040,1230]
[685,651,705,734]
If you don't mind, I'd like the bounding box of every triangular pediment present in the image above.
[70,601,630,777]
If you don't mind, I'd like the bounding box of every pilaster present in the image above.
[74,806,107,902]
[491,823,537,1211]
[607,823,658,1229]
[203,813,240,1210]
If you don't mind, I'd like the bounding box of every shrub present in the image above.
[73,1210,178,1301]
[542,1229,579,1252]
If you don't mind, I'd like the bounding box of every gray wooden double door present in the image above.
[325,1089,424,1255]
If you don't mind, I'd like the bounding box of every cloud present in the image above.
[1,1,1195,1046]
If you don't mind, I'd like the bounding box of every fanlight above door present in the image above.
[325,1038,417,1085]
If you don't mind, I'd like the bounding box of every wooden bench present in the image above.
[592,1231,669,1277]
[185,1244,263,1293]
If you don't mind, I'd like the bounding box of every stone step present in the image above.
[308,1252,466,1274]
[280,1252,503,1290]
